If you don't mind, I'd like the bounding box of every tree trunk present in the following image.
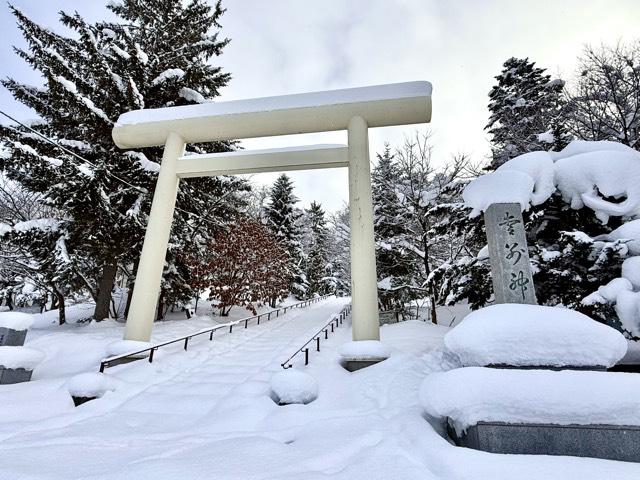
[93,258,118,322]
[156,289,165,321]
[50,294,58,311]
[5,292,13,311]
[430,295,438,324]
[56,291,66,325]
[124,282,134,318]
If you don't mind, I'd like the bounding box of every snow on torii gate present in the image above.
[112,81,432,342]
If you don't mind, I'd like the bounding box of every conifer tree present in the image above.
[0,1,248,322]
[371,145,415,310]
[304,201,331,297]
[265,174,307,298]
[486,57,568,169]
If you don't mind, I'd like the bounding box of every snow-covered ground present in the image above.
[1,298,639,479]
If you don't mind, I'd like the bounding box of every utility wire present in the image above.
[0,109,235,228]
[0,109,146,194]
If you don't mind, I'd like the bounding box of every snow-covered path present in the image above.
[0,297,350,479]
[2,297,640,480]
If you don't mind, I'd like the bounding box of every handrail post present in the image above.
[245,319,248,328]
[304,348,309,365]
[184,337,189,350]
[149,348,155,363]
[229,324,233,333]
[209,330,214,341]
[316,337,320,352]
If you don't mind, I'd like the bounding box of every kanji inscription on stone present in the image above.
[484,203,537,305]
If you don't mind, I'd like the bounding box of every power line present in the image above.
[0,108,241,229]
[0,108,146,194]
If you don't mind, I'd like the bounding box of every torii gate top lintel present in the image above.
[113,81,432,343]
[112,81,432,148]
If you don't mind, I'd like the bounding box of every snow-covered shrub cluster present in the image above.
[444,304,627,368]
[463,140,640,220]
[270,369,318,405]
[435,140,640,338]
[66,372,115,399]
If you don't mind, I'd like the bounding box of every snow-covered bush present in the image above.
[431,140,640,339]
[270,369,318,405]
[66,372,115,399]
[444,304,627,368]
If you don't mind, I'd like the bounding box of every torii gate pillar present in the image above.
[348,116,380,340]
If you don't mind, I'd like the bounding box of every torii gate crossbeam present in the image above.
[112,81,432,342]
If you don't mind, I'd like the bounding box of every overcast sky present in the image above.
[1,0,639,211]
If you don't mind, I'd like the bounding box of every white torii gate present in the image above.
[112,81,432,342]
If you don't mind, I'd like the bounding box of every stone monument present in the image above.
[484,203,536,305]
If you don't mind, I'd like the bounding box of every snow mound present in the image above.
[463,141,640,222]
[66,372,115,398]
[615,291,640,337]
[105,340,152,357]
[463,170,535,217]
[0,311,34,330]
[444,304,627,368]
[270,369,318,405]
[338,340,390,360]
[597,277,633,303]
[621,256,640,289]
[0,346,44,369]
[553,140,637,160]
[496,151,555,205]
[555,151,640,222]
[599,219,640,255]
[420,367,640,434]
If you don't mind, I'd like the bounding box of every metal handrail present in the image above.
[99,294,333,372]
[280,302,351,369]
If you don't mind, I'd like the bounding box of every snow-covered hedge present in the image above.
[66,372,115,398]
[0,311,34,331]
[0,346,44,370]
[338,340,390,360]
[445,304,627,368]
[270,369,318,405]
[463,140,640,223]
[420,367,640,434]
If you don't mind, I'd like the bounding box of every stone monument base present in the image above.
[0,367,33,384]
[72,395,97,407]
[0,327,28,347]
[343,358,387,372]
[448,419,640,463]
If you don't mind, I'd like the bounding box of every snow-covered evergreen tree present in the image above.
[326,205,351,296]
[265,174,307,298]
[486,57,568,169]
[371,145,415,309]
[303,201,332,297]
[0,1,248,322]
